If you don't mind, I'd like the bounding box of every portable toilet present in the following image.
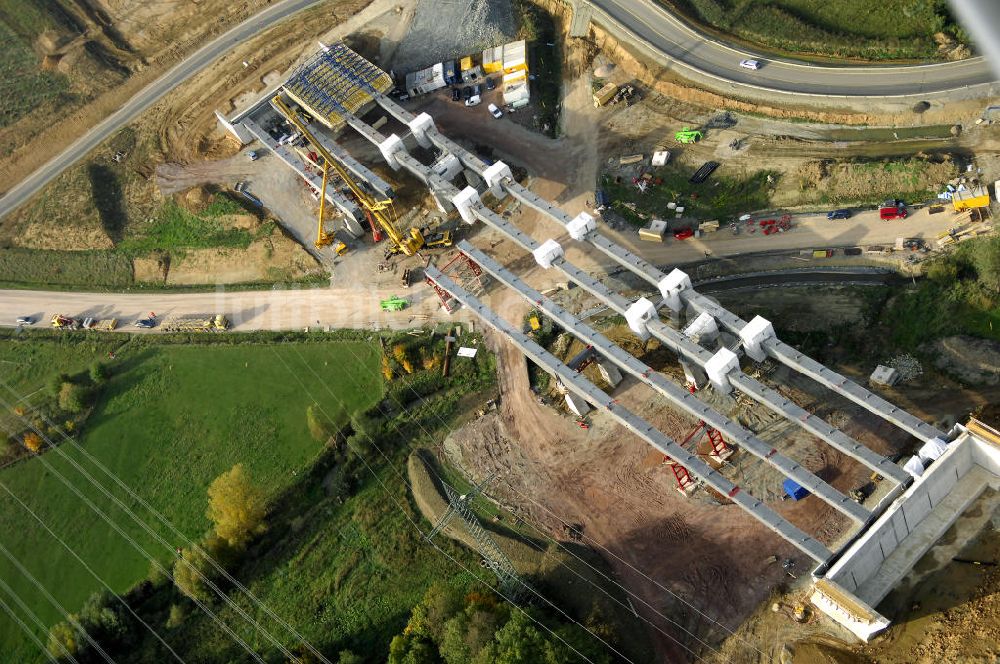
[782,479,809,501]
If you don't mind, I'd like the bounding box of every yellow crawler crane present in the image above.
[272,95,423,257]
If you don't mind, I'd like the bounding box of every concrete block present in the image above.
[452,187,481,224]
[532,239,564,269]
[679,360,707,390]
[408,112,435,148]
[378,134,405,169]
[848,546,883,586]
[683,311,719,346]
[483,161,512,199]
[567,211,597,240]
[597,361,623,387]
[704,348,739,394]
[215,111,254,144]
[657,269,691,312]
[624,297,657,340]
[565,393,591,417]
[739,315,775,362]
[971,438,1000,476]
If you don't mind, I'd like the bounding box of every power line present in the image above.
[325,328,767,658]
[0,539,116,664]
[292,334,719,659]
[0,574,69,663]
[269,346,605,664]
[0,478,187,663]
[0,388,286,661]
[282,343,640,662]
[0,392,267,664]
[0,377,335,664]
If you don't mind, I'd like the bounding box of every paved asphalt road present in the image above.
[591,0,996,96]
[0,0,325,219]
[0,285,463,333]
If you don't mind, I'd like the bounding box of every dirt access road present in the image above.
[0,287,466,332]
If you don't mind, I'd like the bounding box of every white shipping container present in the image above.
[503,54,527,72]
[503,70,527,85]
[503,40,526,59]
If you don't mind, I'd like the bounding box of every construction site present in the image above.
[2,0,1000,662]
[190,10,1000,655]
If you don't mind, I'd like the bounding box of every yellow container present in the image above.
[460,56,473,71]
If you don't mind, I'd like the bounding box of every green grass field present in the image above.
[0,338,383,662]
[661,0,962,60]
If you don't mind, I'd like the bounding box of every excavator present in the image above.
[271,95,451,258]
[674,128,703,144]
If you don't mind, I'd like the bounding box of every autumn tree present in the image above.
[206,464,267,548]
[23,432,44,453]
[172,544,217,603]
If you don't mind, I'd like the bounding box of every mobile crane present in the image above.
[271,95,444,257]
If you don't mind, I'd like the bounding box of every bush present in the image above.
[48,372,69,398]
[165,604,186,629]
[89,361,110,383]
[58,382,87,413]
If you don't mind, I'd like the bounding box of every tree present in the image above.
[474,611,547,664]
[172,545,217,603]
[166,604,186,629]
[58,382,87,413]
[47,621,79,660]
[206,464,267,548]
[89,362,110,384]
[23,431,44,454]
[337,651,363,664]
[388,634,438,664]
[48,373,69,398]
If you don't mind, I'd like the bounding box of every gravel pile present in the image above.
[392,0,517,72]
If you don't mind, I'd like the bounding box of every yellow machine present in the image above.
[271,95,426,257]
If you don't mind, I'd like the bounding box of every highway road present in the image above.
[0,285,463,333]
[590,0,996,96]
[0,0,327,220]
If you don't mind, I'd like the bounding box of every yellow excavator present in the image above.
[272,96,446,257]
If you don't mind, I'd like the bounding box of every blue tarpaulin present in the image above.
[783,479,809,501]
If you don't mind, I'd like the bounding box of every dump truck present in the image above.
[51,314,78,329]
[952,186,990,211]
[381,296,408,312]
[593,82,618,107]
[698,220,720,234]
[81,318,118,331]
[161,315,230,332]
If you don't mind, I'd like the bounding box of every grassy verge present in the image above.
[656,0,967,61]
[0,10,71,132]
[116,195,264,257]
[0,335,384,662]
[0,248,134,289]
[603,163,774,223]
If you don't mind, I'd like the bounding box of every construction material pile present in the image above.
[392,0,516,71]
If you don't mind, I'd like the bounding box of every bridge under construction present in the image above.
[219,42,1000,643]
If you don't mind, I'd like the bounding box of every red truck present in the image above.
[879,202,908,220]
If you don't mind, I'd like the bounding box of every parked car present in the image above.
[134,318,156,329]
[462,86,473,100]
[472,84,482,97]
[488,103,503,119]
[451,88,461,102]
[465,95,482,107]
[739,59,761,70]
[827,209,851,220]
[15,316,33,326]
[485,77,496,91]
[247,150,259,161]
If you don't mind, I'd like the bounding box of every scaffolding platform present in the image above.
[283,42,393,130]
